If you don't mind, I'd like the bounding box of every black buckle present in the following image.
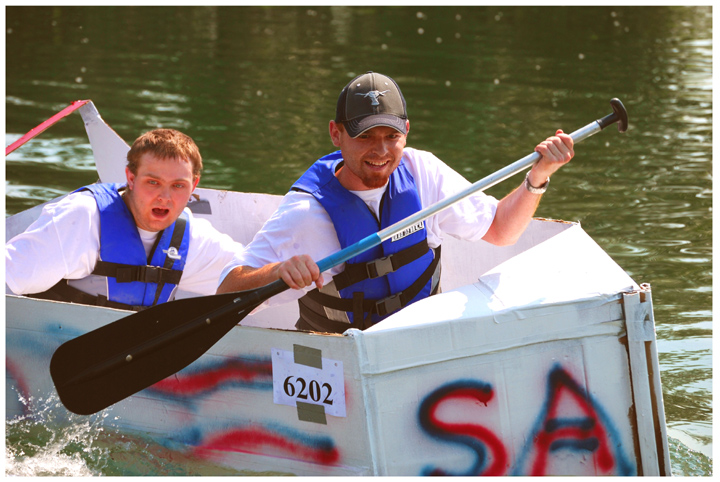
[114,266,163,283]
[366,256,395,279]
[376,293,403,317]
[138,266,161,283]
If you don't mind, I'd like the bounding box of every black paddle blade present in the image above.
[50,291,259,415]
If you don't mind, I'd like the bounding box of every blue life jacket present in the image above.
[292,151,440,331]
[73,183,190,309]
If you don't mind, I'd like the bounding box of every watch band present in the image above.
[524,171,550,194]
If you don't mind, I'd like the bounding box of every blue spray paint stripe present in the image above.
[545,417,595,432]
[550,438,599,453]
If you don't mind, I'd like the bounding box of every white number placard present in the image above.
[271,348,346,417]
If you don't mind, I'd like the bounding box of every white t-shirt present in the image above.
[219,147,498,308]
[5,189,244,300]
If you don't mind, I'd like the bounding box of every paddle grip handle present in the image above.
[596,98,628,133]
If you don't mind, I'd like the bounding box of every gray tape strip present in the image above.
[296,401,327,425]
[293,344,322,369]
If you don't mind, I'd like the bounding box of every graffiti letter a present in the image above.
[514,365,635,476]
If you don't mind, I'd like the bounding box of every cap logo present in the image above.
[356,90,390,106]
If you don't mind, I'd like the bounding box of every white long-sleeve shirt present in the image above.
[6,189,244,300]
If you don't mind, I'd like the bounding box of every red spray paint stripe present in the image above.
[195,426,340,465]
[6,358,32,415]
[150,360,273,396]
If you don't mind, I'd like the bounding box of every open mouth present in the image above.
[152,207,170,218]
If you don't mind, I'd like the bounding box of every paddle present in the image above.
[6,100,91,156]
[50,98,628,415]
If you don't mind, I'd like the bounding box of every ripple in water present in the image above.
[668,436,713,476]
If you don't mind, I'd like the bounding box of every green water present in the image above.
[5,5,712,476]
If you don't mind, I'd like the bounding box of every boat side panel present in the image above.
[6,296,374,475]
[7,288,664,476]
[360,317,638,476]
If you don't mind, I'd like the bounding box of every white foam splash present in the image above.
[5,391,114,476]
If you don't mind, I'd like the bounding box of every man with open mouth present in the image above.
[6,129,244,310]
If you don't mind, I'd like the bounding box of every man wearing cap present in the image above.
[218,72,574,332]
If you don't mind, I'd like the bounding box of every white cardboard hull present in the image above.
[6,219,671,475]
[5,101,671,475]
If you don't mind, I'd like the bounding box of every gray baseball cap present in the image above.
[335,71,408,138]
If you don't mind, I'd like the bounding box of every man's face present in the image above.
[330,121,409,191]
[124,153,198,232]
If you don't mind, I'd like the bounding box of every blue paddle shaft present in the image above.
[317,234,382,273]
[315,113,617,275]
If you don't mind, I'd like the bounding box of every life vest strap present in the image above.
[92,261,183,284]
[333,239,429,291]
[374,245,441,317]
[297,246,441,332]
[295,302,354,334]
[150,212,188,305]
[26,280,146,311]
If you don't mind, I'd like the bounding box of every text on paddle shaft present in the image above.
[391,221,424,242]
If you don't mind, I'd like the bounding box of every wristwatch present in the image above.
[524,171,550,194]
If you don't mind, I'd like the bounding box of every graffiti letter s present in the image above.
[418,380,508,476]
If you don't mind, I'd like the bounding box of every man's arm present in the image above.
[216,191,339,295]
[6,193,100,294]
[217,255,323,294]
[482,129,574,246]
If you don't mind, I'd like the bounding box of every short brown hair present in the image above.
[126,129,202,179]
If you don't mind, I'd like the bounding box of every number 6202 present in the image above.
[283,376,334,405]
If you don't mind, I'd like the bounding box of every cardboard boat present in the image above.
[5,101,671,475]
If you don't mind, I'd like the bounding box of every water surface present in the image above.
[5,5,712,476]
